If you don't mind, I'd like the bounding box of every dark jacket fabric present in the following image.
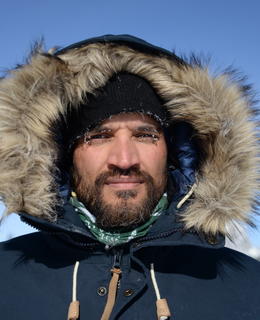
[0,35,260,319]
[1,202,260,320]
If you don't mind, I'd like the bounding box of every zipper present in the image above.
[132,227,194,248]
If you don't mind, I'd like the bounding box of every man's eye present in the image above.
[135,133,159,143]
[84,134,112,145]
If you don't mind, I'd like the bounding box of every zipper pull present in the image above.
[113,248,123,269]
[100,249,123,320]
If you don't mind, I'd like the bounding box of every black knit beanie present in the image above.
[64,72,169,150]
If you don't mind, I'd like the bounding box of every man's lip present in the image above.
[105,180,144,190]
[105,178,144,184]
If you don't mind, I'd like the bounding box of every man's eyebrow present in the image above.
[88,126,112,134]
[134,125,162,133]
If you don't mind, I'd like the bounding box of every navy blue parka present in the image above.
[1,201,260,319]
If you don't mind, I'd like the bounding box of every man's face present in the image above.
[72,113,167,230]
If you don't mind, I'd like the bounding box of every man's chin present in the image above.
[103,189,146,204]
[94,199,150,231]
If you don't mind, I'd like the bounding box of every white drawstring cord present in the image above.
[176,183,196,209]
[150,263,171,320]
[67,261,80,320]
[72,261,80,302]
[150,263,161,300]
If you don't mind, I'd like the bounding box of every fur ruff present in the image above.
[0,42,259,236]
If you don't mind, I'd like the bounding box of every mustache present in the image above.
[95,166,154,187]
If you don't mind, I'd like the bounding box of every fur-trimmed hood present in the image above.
[0,34,258,237]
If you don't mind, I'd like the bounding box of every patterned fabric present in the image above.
[70,194,168,247]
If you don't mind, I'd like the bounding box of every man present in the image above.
[0,35,259,320]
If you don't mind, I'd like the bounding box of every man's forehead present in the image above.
[90,113,162,132]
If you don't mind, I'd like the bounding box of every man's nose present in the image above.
[106,138,140,170]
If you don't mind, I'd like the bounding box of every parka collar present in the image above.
[20,198,225,251]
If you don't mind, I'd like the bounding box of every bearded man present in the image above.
[0,35,259,320]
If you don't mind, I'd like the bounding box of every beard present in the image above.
[71,166,167,231]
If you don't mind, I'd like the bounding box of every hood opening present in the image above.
[0,34,258,238]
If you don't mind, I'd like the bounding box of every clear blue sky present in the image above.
[0,0,260,245]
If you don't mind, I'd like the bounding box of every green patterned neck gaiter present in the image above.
[70,194,168,247]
